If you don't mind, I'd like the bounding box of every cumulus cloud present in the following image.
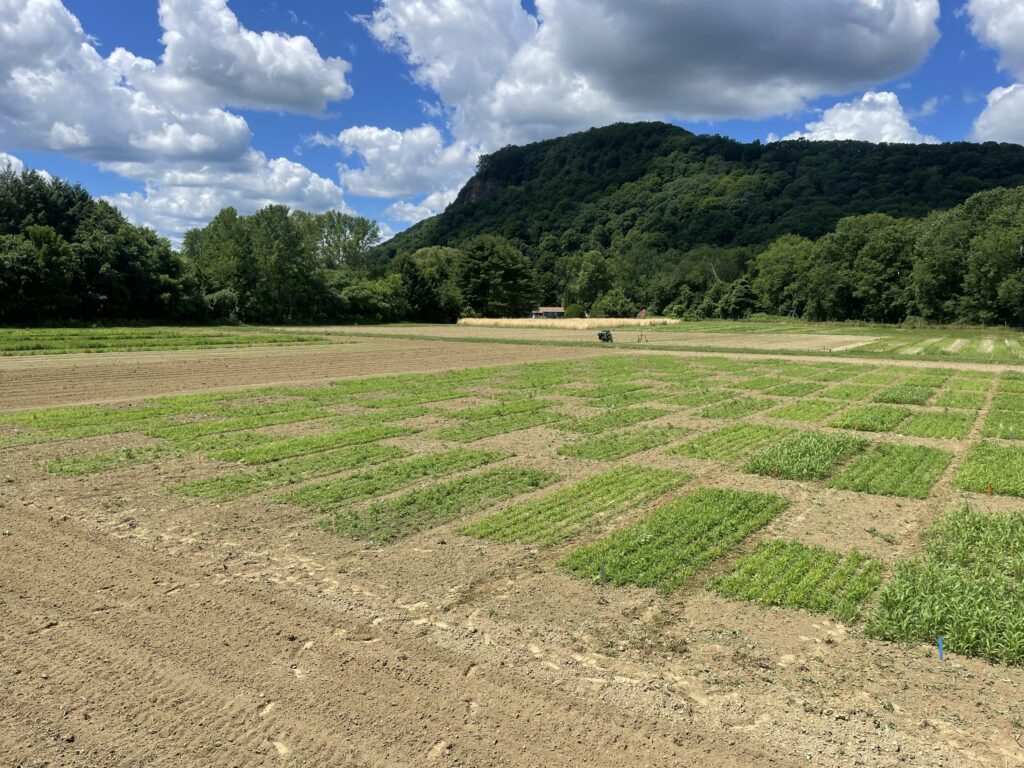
[0,151,24,173]
[972,84,1024,143]
[106,150,347,243]
[967,1,1024,143]
[780,92,938,143]
[345,0,941,226]
[0,0,354,237]
[314,124,477,199]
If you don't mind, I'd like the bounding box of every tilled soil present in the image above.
[3,339,1024,767]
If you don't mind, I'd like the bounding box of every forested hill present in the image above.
[378,122,1024,312]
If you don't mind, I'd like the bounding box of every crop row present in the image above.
[712,540,883,623]
[174,444,408,502]
[560,488,790,593]
[279,448,505,511]
[867,504,1024,666]
[323,467,559,543]
[557,426,689,461]
[460,466,692,546]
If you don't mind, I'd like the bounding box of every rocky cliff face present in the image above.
[454,175,505,207]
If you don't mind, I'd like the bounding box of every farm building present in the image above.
[530,306,566,319]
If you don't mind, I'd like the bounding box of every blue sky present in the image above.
[3,0,1024,243]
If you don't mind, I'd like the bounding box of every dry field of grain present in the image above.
[2,328,1024,767]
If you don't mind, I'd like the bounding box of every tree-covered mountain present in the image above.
[378,122,1024,316]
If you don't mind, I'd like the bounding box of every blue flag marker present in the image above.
[938,635,945,660]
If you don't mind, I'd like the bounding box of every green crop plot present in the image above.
[872,385,936,406]
[896,411,975,440]
[148,405,324,442]
[713,540,883,623]
[433,410,563,442]
[671,423,794,462]
[934,390,986,409]
[767,381,823,398]
[735,376,788,392]
[868,505,1024,666]
[991,392,1024,411]
[174,444,407,502]
[279,449,505,511]
[829,443,953,498]
[560,488,789,593]
[661,389,734,408]
[828,404,911,432]
[557,426,689,461]
[459,466,692,546]
[982,410,1024,440]
[43,443,181,476]
[742,431,866,481]
[322,467,559,543]
[0,327,324,355]
[854,369,907,386]
[446,398,555,421]
[206,424,418,464]
[559,407,668,435]
[818,384,878,401]
[766,399,845,423]
[954,442,1024,497]
[699,397,775,420]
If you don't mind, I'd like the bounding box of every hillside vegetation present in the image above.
[7,122,1024,325]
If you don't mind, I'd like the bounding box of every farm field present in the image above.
[3,325,1024,767]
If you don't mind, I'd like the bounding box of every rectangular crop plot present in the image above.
[446,398,555,421]
[766,381,823,398]
[954,442,1024,497]
[934,390,986,409]
[742,432,866,481]
[459,466,692,546]
[322,467,559,543]
[896,411,975,440]
[699,397,775,420]
[872,385,936,406]
[661,389,734,408]
[829,443,953,499]
[713,540,883,623]
[671,424,794,462]
[174,444,407,502]
[44,443,181,476]
[433,410,563,442]
[867,505,1024,666]
[559,407,668,435]
[982,410,1024,440]
[818,384,878,401]
[828,404,911,432]
[766,400,845,423]
[206,424,418,464]
[560,489,790,593]
[992,392,1024,411]
[279,449,505,510]
[557,426,689,461]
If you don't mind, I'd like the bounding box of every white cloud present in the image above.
[967,1,1024,144]
[385,187,462,224]
[780,91,939,143]
[972,84,1024,143]
[315,124,477,199]
[967,0,1024,80]
[106,150,348,243]
[153,0,352,113]
[346,0,941,226]
[0,150,23,173]
[0,0,355,238]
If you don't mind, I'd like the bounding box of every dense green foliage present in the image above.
[868,505,1024,666]
[560,488,790,592]
[0,168,201,323]
[714,540,883,623]
[382,122,1024,323]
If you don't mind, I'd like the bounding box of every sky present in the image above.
[2,0,1024,244]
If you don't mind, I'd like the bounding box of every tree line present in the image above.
[0,166,538,324]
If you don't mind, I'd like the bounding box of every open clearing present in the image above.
[3,324,1024,767]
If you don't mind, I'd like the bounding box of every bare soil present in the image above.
[2,337,1024,767]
